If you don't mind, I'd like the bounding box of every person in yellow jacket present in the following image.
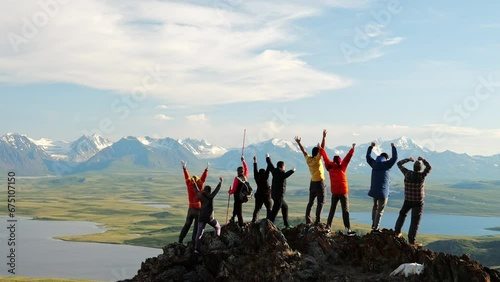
[295,130,326,225]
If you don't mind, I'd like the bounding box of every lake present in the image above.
[338,212,500,236]
[0,217,161,281]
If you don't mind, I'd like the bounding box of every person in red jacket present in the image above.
[228,156,248,227]
[178,160,209,244]
[320,130,356,235]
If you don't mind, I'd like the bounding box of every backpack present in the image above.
[238,179,253,203]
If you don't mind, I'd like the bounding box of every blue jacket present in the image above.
[366,145,397,199]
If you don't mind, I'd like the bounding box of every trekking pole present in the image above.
[241,129,246,156]
[225,186,231,227]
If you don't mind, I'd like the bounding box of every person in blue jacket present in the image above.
[366,142,397,233]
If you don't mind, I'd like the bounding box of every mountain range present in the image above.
[1,133,499,179]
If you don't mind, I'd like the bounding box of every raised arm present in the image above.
[253,156,258,179]
[320,129,327,149]
[182,161,190,184]
[366,142,376,166]
[320,147,333,167]
[210,177,223,198]
[242,156,249,179]
[386,143,398,168]
[419,157,432,177]
[200,162,209,183]
[397,157,413,175]
[341,144,356,170]
[294,136,307,156]
[266,153,275,171]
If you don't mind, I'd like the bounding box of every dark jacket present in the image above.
[253,162,271,199]
[196,182,221,223]
[366,145,397,199]
[266,156,295,199]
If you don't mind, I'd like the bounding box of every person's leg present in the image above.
[231,199,238,222]
[373,198,388,230]
[408,201,424,244]
[235,201,244,227]
[191,210,200,243]
[340,194,350,229]
[264,197,273,220]
[327,195,339,228]
[252,197,264,223]
[281,199,289,227]
[305,182,316,223]
[371,198,378,229]
[315,182,326,224]
[179,208,194,243]
[394,200,412,234]
[268,197,281,223]
[194,222,206,251]
[208,219,221,237]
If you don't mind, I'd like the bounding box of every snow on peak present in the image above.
[270,138,300,152]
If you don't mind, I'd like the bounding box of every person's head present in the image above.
[237,166,244,176]
[333,155,342,166]
[204,185,212,194]
[375,153,389,163]
[312,146,319,157]
[413,160,423,172]
[258,168,266,175]
[380,153,389,160]
[192,175,203,187]
[277,161,285,170]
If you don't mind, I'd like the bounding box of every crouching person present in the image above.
[194,177,223,254]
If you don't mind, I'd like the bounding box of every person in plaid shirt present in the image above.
[394,156,432,247]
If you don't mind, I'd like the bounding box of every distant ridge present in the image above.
[1,132,499,178]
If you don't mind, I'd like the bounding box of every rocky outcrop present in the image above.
[122,220,500,282]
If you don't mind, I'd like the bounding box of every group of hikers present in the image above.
[179,130,432,253]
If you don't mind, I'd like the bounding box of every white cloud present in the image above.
[186,114,207,122]
[156,105,169,109]
[381,36,403,46]
[0,0,351,105]
[154,114,172,121]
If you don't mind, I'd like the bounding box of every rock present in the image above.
[120,222,500,282]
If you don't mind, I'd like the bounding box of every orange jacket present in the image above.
[320,147,354,195]
[183,167,208,209]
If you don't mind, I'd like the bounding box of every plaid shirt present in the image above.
[398,158,432,201]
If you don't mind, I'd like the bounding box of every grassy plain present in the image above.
[1,169,500,268]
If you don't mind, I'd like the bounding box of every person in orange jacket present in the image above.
[319,130,356,235]
[178,160,209,244]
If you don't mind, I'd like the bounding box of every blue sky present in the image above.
[1,0,500,155]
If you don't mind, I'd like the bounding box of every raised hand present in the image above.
[418,156,424,161]
[352,143,356,148]
[371,142,376,147]
[219,176,224,182]
[409,157,415,162]
[253,156,257,163]
[323,129,327,138]
[292,166,296,172]
[241,156,245,162]
[294,136,301,143]
[266,153,270,158]
[206,162,210,169]
[181,160,186,168]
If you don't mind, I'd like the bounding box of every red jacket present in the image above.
[320,147,354,195]
[183,167,208,209]
[229,160,248,195]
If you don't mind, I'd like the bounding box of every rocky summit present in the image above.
[122,220,500,282]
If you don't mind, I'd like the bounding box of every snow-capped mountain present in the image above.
[66,134,112,162]
[30,137,71,160]
[1,133,499,179]
[0,133,51,175]
[177,138,227,159]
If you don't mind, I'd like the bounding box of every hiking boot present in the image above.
[346,229,356,236]
[325,225,331,233]
[284,225,293,230]
[372,228,382,234]
[410,242,423,247]
[396,232,403,238]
